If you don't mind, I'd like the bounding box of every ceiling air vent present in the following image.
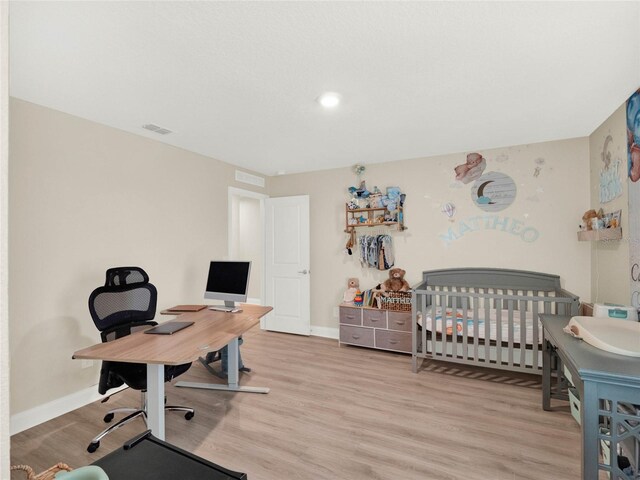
[235,170,265,188]
[142,124,172,135]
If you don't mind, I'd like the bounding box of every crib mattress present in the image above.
[417,307,541,345]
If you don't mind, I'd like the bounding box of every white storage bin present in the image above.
[563,365,574,387]
[569,387,581,425]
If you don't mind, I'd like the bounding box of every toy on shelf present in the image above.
[580,208,621,231]
[343,278,360,303]
[353,290,363,306]
[383,268,410,292]
[343,187,407,232]
[348,180,370,199]
[344,230,357,255]
[581,209,599,230]
[346,275,412,311]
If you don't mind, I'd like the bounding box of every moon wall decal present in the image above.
[471,172,517,212]
[476,181,496,204]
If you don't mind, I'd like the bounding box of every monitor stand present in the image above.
[208,301,242,313]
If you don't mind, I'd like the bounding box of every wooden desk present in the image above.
[73,304,272,440]
[541,315,640,479]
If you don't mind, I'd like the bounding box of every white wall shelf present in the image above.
[577,227,622,242]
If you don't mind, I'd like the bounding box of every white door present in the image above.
[264,195,310,335]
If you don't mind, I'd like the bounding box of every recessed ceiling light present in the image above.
[317,92,341,109]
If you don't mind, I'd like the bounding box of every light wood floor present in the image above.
[11,327,581,479]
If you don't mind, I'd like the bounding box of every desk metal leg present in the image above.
[227,337,239,389]
[175,337,270,394]
[146,364,165,440]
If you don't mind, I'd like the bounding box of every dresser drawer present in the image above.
[340,307,361,325]
[340,325,374,347]
[387,311,412,332]
[363,309,387,328]
[375,329,412,353]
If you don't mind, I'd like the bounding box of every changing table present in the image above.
[541,315,640,480]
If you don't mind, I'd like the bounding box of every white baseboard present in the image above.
[310,326,339,340]
[10,384,125,436]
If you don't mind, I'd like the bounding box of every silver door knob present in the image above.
[298,269,309,274]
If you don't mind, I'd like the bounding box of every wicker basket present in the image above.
[11,463,72,480]
[379,291,412,312]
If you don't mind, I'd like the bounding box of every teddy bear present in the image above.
[582,209,598,230]
[383,268,410,292]
[343,278,360,303]
[454,152,487,184]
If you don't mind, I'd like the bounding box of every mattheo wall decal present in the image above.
[471,171,517,212]
[438,215,539,246]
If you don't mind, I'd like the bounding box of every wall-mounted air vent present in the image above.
[142,124,172,135]
[235,170,265,188]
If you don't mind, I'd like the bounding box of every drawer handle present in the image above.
[352,335,361,340]
[389,340,398,345]
[394,320,405,325]
[371,318,380,322]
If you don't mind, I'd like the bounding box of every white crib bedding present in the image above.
[416,307,541,345]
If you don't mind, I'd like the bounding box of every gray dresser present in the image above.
[339,304,412,353]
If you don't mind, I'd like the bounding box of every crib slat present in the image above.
[451,294,459,359]
[508,299,514,367]
[462,294,469,360]
[495,297,502,365]
[544,291,551,314]
[473,291,479,362]
[519,299,526,367]
[440,293,447,358]
[532,299,539,371]
[484,292,490,364]
[421,293,428,358]
[482,297,491,363]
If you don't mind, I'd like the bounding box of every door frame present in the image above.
[227,187,268,327]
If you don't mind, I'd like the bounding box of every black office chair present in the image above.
[86,267,194,453]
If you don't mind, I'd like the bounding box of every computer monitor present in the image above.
[204,261,251,312]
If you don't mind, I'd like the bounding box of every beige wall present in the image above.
[8,98,267,414]
[270,138,591,329]
[588,103,630,305]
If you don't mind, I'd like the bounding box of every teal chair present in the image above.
[55,466,109,480]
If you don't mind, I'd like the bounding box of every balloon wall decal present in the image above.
[441,202,456,221]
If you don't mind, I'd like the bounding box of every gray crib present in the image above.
[411,268,580,375]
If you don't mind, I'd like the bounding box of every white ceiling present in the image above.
[9,1,640,176]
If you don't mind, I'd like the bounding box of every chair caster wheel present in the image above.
[185,411,194,420]
[103,413,114,423]
[87,442,100,453]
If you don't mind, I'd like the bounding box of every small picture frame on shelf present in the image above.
[610,210,622,228]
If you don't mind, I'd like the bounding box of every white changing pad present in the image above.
[417,307,540,345]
